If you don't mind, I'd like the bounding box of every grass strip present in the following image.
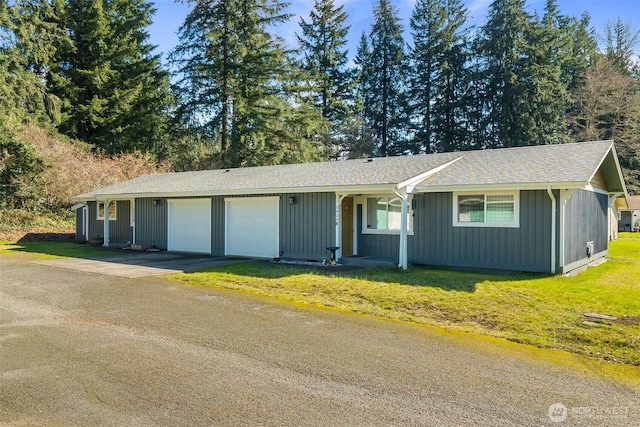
[172,236,640,367]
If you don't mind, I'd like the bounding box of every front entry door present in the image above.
[342,197,354,256]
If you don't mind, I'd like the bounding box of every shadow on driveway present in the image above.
[34,250,252,278]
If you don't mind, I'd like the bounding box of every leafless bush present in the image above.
[23,125,171,209]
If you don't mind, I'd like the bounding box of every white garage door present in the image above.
[225,197,279,258]
[168,199,211,254]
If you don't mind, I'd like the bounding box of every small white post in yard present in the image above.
[103,200,110,248]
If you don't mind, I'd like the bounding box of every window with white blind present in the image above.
[453,192,519,227]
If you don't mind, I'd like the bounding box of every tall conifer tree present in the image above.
[48,0,170,154]
[171,0,324,168]
[409,0,469,153]
[297,0,353,136]
[477,0,533,148]
[363,0,409,156]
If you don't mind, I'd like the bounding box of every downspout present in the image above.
[546,188,556,274]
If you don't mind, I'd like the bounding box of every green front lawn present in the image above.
[173,235,640,368]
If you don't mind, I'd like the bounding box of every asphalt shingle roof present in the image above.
[74,141,616,200]
[75,151,462,198]
[418,140,614,189]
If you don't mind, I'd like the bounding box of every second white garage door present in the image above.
[225,197,279,258]
[168,199,211,254]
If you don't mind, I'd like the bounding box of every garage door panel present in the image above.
[168,199,211,254]
[226,197,279,258]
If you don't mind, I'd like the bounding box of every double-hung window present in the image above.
[454,192,519,227]
[364,196,412,234]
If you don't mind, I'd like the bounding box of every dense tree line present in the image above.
[1,0,639,210]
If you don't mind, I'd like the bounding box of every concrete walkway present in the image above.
[35,252,249,278]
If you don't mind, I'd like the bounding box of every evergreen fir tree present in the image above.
[522,0,574,145]
[297,0,353,141]
[1,0,66,125]
[48,0,171,154]
[409,0,469,153]
[171,0,325,168]
[476,0,533,148]
[365,0,409,156]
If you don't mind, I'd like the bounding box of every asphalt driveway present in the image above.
[1,256,638,426]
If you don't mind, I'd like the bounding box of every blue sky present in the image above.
[148,0,639,62]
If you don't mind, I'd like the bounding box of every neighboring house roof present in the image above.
[622,195,640,211]
[73,140,625,200]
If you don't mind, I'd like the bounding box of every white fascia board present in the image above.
[415,181,589,193]
[70,203,86,211]
[396,156,463,190]
[87,184,399,201]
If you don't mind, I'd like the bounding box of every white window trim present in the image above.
[97,201,117,221]
[361,195,414,235]
[453,191,520,228]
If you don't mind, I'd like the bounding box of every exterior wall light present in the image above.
[289,196,296,205]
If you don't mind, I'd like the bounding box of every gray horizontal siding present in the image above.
[564,189,608,266]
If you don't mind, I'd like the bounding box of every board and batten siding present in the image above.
[563,189,608,268]
[135,197,169,249]
[75,208,85,241]
[87,200,133,245]
[357,190,554,272]
[279,192,334,260]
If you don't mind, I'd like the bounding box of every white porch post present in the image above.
[558,189,573,270]
[546,188,556,274]
[335,193,347,260]
[103,200,110,248]
[396,187,412,270]
[82,206,88,241]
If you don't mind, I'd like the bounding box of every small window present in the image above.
[454,192,518,227]
[97,202,117,221]
[363,196,412,234]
